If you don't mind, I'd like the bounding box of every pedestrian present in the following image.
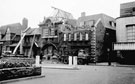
[107,48,111,66]
[40,51,43,64]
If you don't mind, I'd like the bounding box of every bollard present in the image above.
[73,56,77,66]
[68,56,72,66]
[36,55,40,66]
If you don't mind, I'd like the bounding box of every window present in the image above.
[42,28,49,37]
[109,21,116,27]
[74,33,77,41]
[64,34,66,41]
[126,24,135,42]
[55,30,58,35]
[80,33,83,41]
[50,28,55,36]
[132,7,135,15]
[69,34,71,41]
[85,33,89,40]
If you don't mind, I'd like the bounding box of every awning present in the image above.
[113,42,135,50]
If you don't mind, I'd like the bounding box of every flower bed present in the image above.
[0,61,31,69]
[0,57,35,66]
[0,67,41,81]
[0,57,41,81]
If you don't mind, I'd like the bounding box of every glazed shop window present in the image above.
[126,24,135,42]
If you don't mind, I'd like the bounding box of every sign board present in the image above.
[114,42,135,50]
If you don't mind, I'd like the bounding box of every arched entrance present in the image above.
[42,43,58,60]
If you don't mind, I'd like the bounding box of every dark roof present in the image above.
[26,27,41,35]
[120,1,135,9]
[78,13,116,30]
[64,19,78,27]
[116,15,135,19]
[0,23,24,35]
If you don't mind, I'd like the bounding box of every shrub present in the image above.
[0,57,41,81]
[0,67,41,81]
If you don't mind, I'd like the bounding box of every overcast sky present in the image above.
[0,0,135,28]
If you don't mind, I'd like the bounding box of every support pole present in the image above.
[73,56,77,66]
[68,56,72,66]
[35,55,40,66]
[20,31,23,54]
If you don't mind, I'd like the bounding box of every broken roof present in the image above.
[26,27,41,35]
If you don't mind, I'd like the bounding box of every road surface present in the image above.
[8,65,135,84]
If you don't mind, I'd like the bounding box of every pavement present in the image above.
[39,59,135,69]
[38,60,80,70]
[1,62,135,84]
[94,62,135,67]
[0,75,45,84]
[6,64,135,84]
[40,62,135,70]
[41,64,79,70]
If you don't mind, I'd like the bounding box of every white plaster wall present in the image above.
[116,16,135,42]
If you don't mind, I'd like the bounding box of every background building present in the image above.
[58,13,116,63]
[0,8,116,64]
[114,1,135,64]
[38,17,59,60]
[23,27,41,58]
[0,18,28,55]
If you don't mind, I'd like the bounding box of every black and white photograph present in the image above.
[0,0,135,84]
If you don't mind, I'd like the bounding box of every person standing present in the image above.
[40,51,43,64]
[107,48,111,66]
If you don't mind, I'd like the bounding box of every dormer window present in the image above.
[109,21,116,27]
[132,7,135,15]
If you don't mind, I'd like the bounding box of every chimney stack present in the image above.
[81,12,86,17]
[22,18,28,29]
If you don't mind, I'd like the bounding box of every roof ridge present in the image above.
[0,22,21,27]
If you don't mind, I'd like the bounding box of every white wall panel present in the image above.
[116,16,135,42]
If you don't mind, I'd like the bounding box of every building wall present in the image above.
[116,16,135,42]
[39,19,59,58]
[96,21,105,58]
[120,1,135,17]
[23,34,41,57]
